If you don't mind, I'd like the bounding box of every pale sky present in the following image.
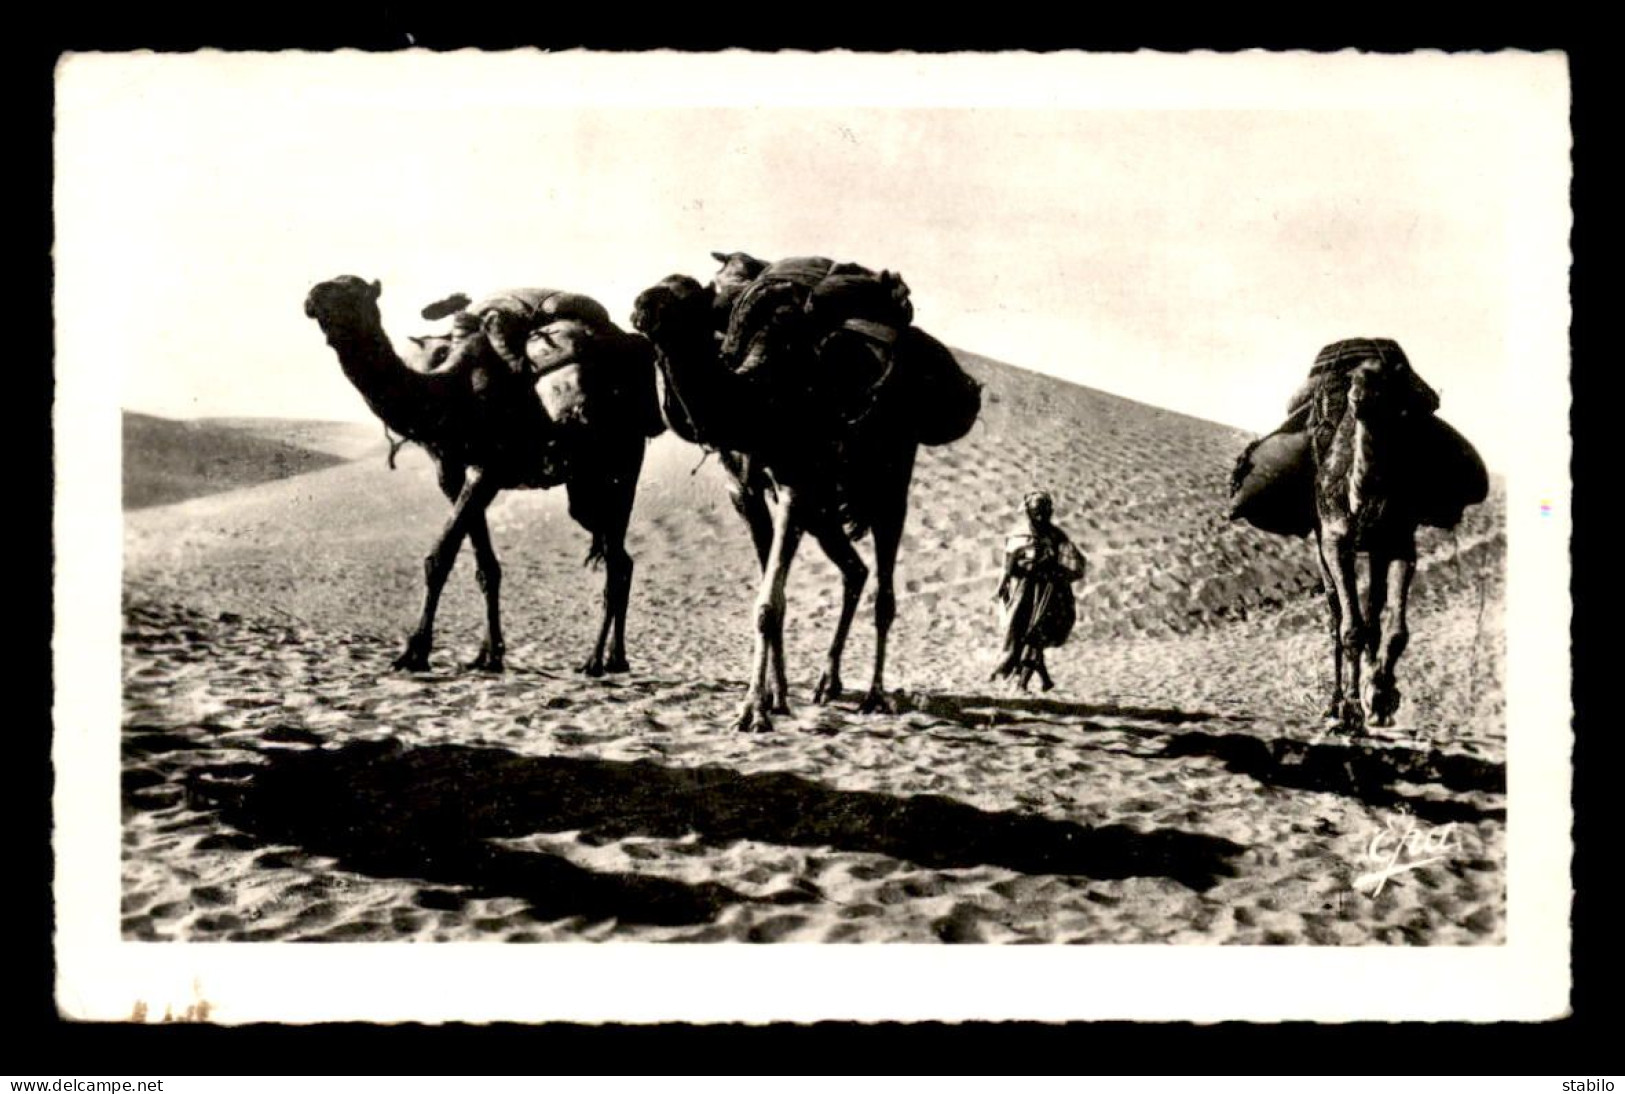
[54,51,1572,471]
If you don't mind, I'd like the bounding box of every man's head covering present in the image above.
[1023,491,1054,518]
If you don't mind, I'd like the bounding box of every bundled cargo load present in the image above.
[418,287,661,438]
[1229,338,1486,536]
[718,255,979,446]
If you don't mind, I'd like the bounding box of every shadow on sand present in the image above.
[912,693,1506,828]
[910,692,1233,728]
[1157,730,1505,827]
[182,738,1245,929]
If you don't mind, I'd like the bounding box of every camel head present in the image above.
[1346,357,1401,424]
[631,275,715,340]
[304,275,384,337]
[1345,345,1442,427]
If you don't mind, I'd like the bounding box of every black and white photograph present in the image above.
[52,49,1572,1023]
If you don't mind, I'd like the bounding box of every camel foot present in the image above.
[464,645,505,674]
[1364,677,1401,727]
[812,671,843,704]
[578,657,606,678]
[1324,699,1366,735]
[732,701,775,734]
[392,643,431,673]
[604,655,631,674]
[857,688,894,715]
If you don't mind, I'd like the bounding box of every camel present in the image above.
[631,263,980,732]
[303,275,661,676]
[1305,340,1484,730]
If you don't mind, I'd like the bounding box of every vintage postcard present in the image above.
[53,49,1572,1023]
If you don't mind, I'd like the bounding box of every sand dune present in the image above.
[123,413,382,510]
[120,352,1506,944]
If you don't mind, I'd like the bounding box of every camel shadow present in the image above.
[906,693,1505,828]
[1157,730,1506,827]
[907,692,1236,729]
[184,739,1246,930]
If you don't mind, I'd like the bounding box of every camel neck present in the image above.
[1348,413,1387,514]
[329,322,436,439]
[652,326,733,448]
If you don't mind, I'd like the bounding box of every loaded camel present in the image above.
[1231,338,1487,731]
[631,255,981,732]
[303,276,662,675]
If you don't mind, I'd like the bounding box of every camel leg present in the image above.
[431,458,504,671]
[726,458,775,569]
[735,487,803,733]
[811,523,869,705]
[1360,547,1390,696]
[395,470,500,673]
[1321,530,1365,732]
[572,456,639,677]
[1363,545,1415,727]
[424,457,509,673]
[858,458,913,715]
[1314,527,1346,721]
[726,461,792,710]
[464,514,506,673]
[580,540,633,676]
[600,450,644,675]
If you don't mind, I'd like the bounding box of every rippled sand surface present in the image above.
[120,354,1506,944]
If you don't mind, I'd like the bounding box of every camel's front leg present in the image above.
[1321,529,1365,731]
[1313,527,1345,720]
[1362,548,1415,727]
[736,489,802,732]
[1358,548,1390,712]
[395,472,500,672]
[727,466,789,708]
[811,524,869,704]
[726,459,775,570]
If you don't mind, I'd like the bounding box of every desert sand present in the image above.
[119,353,1506,943]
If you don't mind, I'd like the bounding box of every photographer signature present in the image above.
[1353,812,1466,896]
